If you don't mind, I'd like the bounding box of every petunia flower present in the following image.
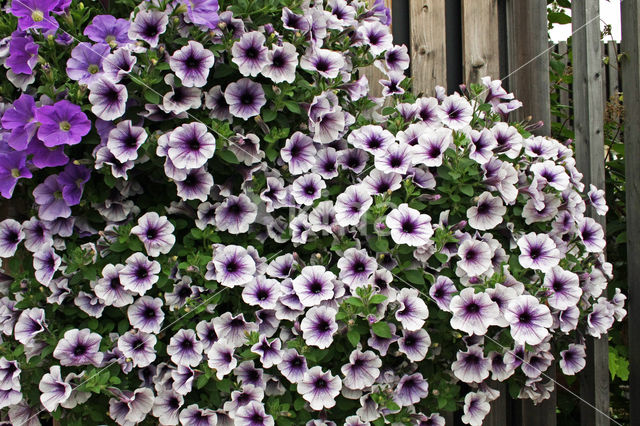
[449,288,499,335]
[413,128,453,167]
[386,204,434,247]
[335,185,373,227]
[278,349,308,384]
[262,42,298,83]
[298,366,342,411]
[559,343,586,375]
[207,341,237,380]
[300,48,345,79]
[6,32,39,75]
[108,388,154,425]
[348,124,394,155]
[185,0,220,29]
[162,74,202,114]
[88,77,128,121]
[291,173,326,206]
[128,296,165,333]
[213,312,258,348]
[128,10,168,47]
[517,233,560,271]
[357,20,393,56]
[395,373,429,407]
[429,276,457,312]
[84,14,132,46]
[397,328,431,361]
[452,345,491,383]
[224,78,266,120]
[0,219,24,258]
[457,239,493,277]
[231,31,269,77]
[300,305,338,349]
[11,0,59,31]
[53,328,103,367]
[214,194,257,234]
[466,192,506,231]
[39,365,71,412]
[213,245,256,287]
[117,330,157,368]
[152,391,184,425]
[281,132,316,175]
[236,401,274,426]
[437,95,473,130]
[167,329,203,367]
[0,151,32,199]
[395,288,429,331]
[504,295,552,345]
[120,252,161,295]
[131,212,176,258]
[1,93,38,151]
[341,349,381,390]
[170,41,215,88]
[35,100,91,147]
[461,392,490,426]
[33,245,61,285]
[338,248,377,289]
[14,308,46,344]
[242,276,281,309]
[577,217,606,253]
[250,336,283,369]
[175,167,214,202]
[65,42,110,85]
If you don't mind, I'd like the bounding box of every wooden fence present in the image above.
[364,1,630,425]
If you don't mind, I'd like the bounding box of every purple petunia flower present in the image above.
[517,233,560,271]
[224,78,266,120]
[84,15,131,47]
[338,248,377,289]
[167,122,216,169]
[35,100,91,147]
[185,0,220,29]
[300,305,338,349]
[451,345,490,383]
[57,162,90,206]
[53,328,103,367]
[27,138,69,169]
[131,212,176,257]
[66,42,110,85]
[128,10,168,47]
[0,151,32,199]
[341,349,381,390]
[262,42,298,83]
[232,31,269,77]
[128,296,165,334]
[6,32,38,75]
[215,194,257,234]
[335,185,373,227]
[337,148,368,174]
[170,41,215,88]
[213,245,256,287]
[10,0,59,31]
[1,93,38,151]
[559,343,586,375]
[281,132,316,175]
[117,330,157,368]
[386,204,434,247]
[88,77,128,121]
[32,175,72,221]
[395,373,429,407]
[120,252,161,295]
[395,288,429,331]
[298,366,342,411]
[167,329,203,367]
[357,20,393,56]
[450,288,499,335]
[292,265,336,308]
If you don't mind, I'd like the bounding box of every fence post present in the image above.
[460,0,500,85]
[409,0,447,95]
[621,1,640,425]
[572,1,610,425]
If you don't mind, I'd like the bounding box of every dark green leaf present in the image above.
[371,321,392,338]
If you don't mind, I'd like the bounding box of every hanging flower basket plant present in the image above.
[0,0,624,425]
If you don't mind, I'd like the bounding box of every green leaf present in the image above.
[460,184,474,197]
[294,398,306,411]
[284,101,301,114]
[196,374,209,389]
[371,321,392,338]
[217,149,240,164]
[262,109,277,122]
[370,237,389,252]
[369,294,387,304]
[548,11,572,25]
[344,297,364,307]
[347,329,360,347]
[404,269,425,285]
[143,90,160,104]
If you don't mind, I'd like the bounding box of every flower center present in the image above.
[518,312,531,323]
[401,220,415,233]
[310,281,323,294]
[185,55,200,69]
[88,64,100,74]
[59,121,71,132]
[54,190,64,200]
[315,378,327,388]
[353,262,365,273]
[11,168,21,178]
[467,303,479,313]
[31,10,44,22]
[144,308,156,318]
[73,344,87,356]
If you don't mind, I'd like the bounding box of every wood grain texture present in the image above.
[621,1,640,425]
[461,0,500,85]
[557,41,572,130]
[362,0,393,97]
[483,382,508,426]
[607,40,620,98]
[505,0,551,135]
[410,0,447,95]
[572,2,609,425]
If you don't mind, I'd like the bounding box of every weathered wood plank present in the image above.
[362,0,393,98]
[521,368,558,426]
[505,0,551,135]
[557,41,571,128]
[483,382,508,426]
[572,2,609,425]
[461,0,500,85]
[410,0,447,95]
[607,40,619,98]
[621,1,640,425]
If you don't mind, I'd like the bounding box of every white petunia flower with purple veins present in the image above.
[394,372,429,407]
[74,291,106,318]
[291,173,326,206]
[530,160,570,191]
[450,288,499,335]
[0,386,22,410]
[0,219,25,258]
[242,276,281,309]
[22,217,52,253]
[466,192,506,231]
[282,7,310,32]
[178,404,217,426]
[167,122,216,170]
[542,266,581,310]
[266,254,296,279]
[456,239,492,277]
[128,10,168,47]
[517,233,560,272]
[300,48,345,79]
[224,78,266,120]
[347,125,394,155]
[152,391,184,425]
[489,351,516,382]
[335,185,373,227]
[461,392,490,426]
[452,345,491,383]
[292,265,336,307]
[204,85,233,122]
[491,122,523,158]
[298,366,342,411]
[587,299,615,338]
[338,248,377,289]
[47,277,71,305]
[33,245,61,286]
[380,71,406,97]
[262,42,298,83]
[169,41,215,87]
[300,305,338,349]
[313,147,339,179]
[102,48,136,83]
[207,341,237,380]
[215,194,258,235]
[559,343,586,375]
[386,203,434,247]
[341,349,382,390]
[108,387,154,425]
[106,120,147,163]
[290,212,313,245]
[413,128,453,167]
[523,193,562,225]
[174,167,214,201]
[213,245,256,287]
[171,365,195,395]
[524,136,558,159]
[117,330,157,368]
[259,176,286,212]
[53,328,103,367]
[356,20,393,55]
[577,217,606,253]
[94,264,134,308]
[504,295,552,345]
[469,129,498,164]
[236,401,274,426]
[131,212,176,258]
[196,319,218,353]
[398,328,431,362]
[281,132,317,175]
[128,296,165,334]
[213,312,258,348]
[362,169,402,196]
[251,335,283,369]
[88,76,128,121]
[120,252,160,295]
[167,329,203,367]
[587,184,608,215]
[14,308,46,344]
[231,31,269,77]
[429,276,457,312]
[337,148,369,173]
[437,94,473,130]
[0,357,20,391]
[485,284,518,327]
[278,349,308,383]
[374,143,414,175]
[39,365,71,412]
[395,288,429,331]
[309,200,337,233]
[162,74,202,114]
